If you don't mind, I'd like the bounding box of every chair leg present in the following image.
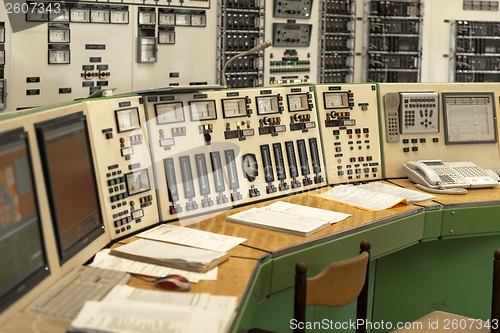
[356,241,371,333]
[294,263,307,333]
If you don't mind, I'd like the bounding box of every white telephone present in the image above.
[403,160,499,194]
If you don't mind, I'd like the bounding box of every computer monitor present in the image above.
[0,128,50,312]
[35,112,104,264]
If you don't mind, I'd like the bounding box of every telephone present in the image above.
[383,91,439,143]
[403,160,499,194]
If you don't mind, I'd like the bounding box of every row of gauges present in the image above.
[152,92,351,124]
[26,3,130,24]
[140,9,207,27]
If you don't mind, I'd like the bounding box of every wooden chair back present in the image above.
[294,241,371,333]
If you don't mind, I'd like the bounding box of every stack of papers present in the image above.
[315,183,436,211]
[110,239,229,273]
[90,249,217,282]
[227,201,351,236]
[69,285,237,333]
[138,224,246,252]
[108,225,247,273]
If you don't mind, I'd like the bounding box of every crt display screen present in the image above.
[0,128,49,312]
[36,112,104,264]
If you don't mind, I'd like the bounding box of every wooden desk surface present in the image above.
[187,186,422,254]
[127,256,259,301]
[118,183,423,303]
[389,178,500,207]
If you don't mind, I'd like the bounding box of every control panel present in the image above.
[451,20,500,82]
[84,96,159,239]
[264,0,319,86]
[144,85,326,222]
[318,0,355,84]
[379,83,500,178]
[217,0,265,88]
[314,83,382,184]
[365,0,422,82]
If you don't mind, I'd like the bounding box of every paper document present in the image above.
[315,185,406,211]
[109,239,229,272]
[69,301,220,333]
[359,182,436,204]
[138,224,246,252]
[89,249,217,282]
[227,201,350,236]
[264,201,351,224]
[103,285,237,313]
[69,285,237,333]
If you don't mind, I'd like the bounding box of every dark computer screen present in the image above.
[0,128,50,312]
[35,112,104,264]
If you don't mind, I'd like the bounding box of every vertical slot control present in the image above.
[260,145,275,183]
[195,154,211,195]
[163,158,179,202]
[224,149,240,191]
[179,156,195,199]
[272,143,287,181]
[210,152,226,193]
[297,139,310,176]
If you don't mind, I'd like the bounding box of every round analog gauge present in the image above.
[242,154,258,182]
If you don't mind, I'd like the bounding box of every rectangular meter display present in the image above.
[126,169,151,196]
[323,92,350,109]
[287,93,309,112]
[115,108,141,133]
[256,96,280,115]
[155,102,185,124]
[222,98,247,118]
[70,8,90,22]
[189,100,217,121]
[110,10,129,24]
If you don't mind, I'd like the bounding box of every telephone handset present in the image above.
[383,93,400,143]
[403,160,499,194]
